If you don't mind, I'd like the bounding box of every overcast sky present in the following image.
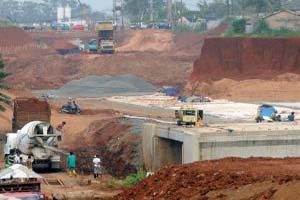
[21,0,199,12]
[84,0,199,12]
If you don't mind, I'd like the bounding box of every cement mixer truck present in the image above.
[4,121,66,170]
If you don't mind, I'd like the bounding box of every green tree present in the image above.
[0,57,10,111]
[232,18,246,33]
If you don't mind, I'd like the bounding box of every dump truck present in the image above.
[175,106,204,127]
[4,121,65,170]
[96,21,115,54]
[12,98,51,132]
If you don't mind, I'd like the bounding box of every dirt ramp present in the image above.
[192,37,300,82]
[117,30,173,52]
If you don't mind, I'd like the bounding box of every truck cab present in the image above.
[96,21,115,54]
[175,107,204,127]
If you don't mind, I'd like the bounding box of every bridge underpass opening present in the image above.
[153,137,183,171]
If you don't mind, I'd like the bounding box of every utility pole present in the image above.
[150,0,154,23]
[226,0,230,17]
[167,0,173,25]
[180,0,183,26]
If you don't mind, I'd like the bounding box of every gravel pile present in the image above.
[54,74,156,97]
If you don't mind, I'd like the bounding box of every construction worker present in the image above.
[56,121,66,132]
[67,152,77,177]
[288,112,295,121]
[14,153,21,164]
[93,155,101,179]
[26,155,34,170]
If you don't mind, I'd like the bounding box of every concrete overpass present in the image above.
[143,122,300,171]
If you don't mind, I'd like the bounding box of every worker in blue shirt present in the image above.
[288,112,295,121]
[67,152,77,177]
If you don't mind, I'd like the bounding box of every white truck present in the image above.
[4,121,66,170]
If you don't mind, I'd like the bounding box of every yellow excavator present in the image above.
[175,106,204,128]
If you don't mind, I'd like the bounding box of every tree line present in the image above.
[0,0,107,24]
[124,0,300,22]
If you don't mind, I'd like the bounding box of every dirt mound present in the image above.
[173,23,228,56]
[0,27,37,54]
[70,118,142,177]
[115,157,300,200]
[117,30,173,52]
[5,54,81,89]
[191,37,300,82]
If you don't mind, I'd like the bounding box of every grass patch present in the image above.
[107,170,147,188]
[172,23,207,33]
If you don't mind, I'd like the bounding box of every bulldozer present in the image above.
[175,106,204,128]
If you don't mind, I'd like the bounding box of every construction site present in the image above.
[2,0,300,199]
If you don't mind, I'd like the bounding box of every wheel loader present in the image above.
[175,106,204,128]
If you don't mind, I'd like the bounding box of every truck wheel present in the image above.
[177,121,182,126]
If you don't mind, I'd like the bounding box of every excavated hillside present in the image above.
[189,37,300,101]
[192,37,300,82]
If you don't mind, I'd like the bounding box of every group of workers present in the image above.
[271,112,295,122]
[7,153,34,169]
[67,152,102,179]
[57,122,102,179]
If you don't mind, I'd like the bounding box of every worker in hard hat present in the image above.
[67,152,77,177]
[93,155,102,179]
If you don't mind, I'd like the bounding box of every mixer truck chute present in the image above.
[4,121,67,170]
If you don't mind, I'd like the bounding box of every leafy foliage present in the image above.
[172,23,207,33]
[122,170,146,186]
[224,19,300,37]
[0,0,107,24]
[232,18,246,34]
[0,57,10,111]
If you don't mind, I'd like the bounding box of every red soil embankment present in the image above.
[191,37,300,82]
[0,27,37,54]
[115,157,300,200]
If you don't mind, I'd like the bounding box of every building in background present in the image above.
[56,5,87,29]
[264,10,300,30]
[57,5,71,24]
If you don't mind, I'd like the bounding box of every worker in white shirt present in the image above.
[14,153,21,164]
[93,155,101,179]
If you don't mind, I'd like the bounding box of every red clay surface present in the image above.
[115,157,300,200]
[191,37,300,82]
[0,27,37,54]
[188,37,300,101]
